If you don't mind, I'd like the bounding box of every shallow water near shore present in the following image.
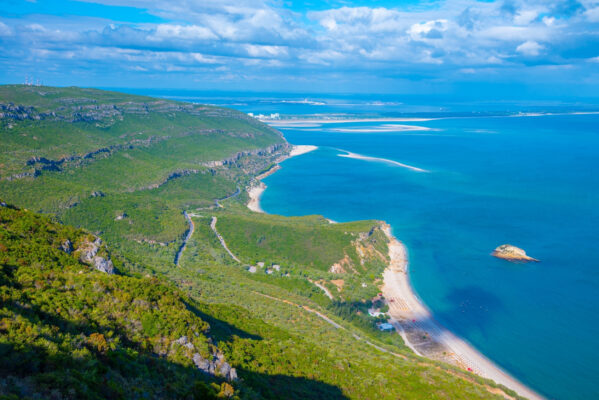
[258,114,599,400]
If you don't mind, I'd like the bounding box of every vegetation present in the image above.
[0,86,512,399]
[0,203,238,399]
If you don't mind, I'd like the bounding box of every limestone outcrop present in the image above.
[175,336,237,382]
[75,237,115,273]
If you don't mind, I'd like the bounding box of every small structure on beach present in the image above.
[377,322,394,332]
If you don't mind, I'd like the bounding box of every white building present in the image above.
[377,322,394,332]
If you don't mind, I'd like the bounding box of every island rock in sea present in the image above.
[492,244,539,262]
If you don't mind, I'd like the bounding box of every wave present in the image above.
[336,150,429,173]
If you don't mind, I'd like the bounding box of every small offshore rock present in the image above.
[492,244,539,262]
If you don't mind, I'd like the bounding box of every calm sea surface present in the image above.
[133,90,599,400]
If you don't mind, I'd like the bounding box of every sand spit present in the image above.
[329,124,432,133]
[381,226,544,400]
[337,150,429,173]
[265,117,434,127]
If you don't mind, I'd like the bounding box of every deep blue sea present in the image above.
[130,90,599,400]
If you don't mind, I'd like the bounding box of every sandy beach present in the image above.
[247,145,317,213]
[246,143,543,399]
[381,225,544,400]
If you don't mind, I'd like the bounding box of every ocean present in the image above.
[129,90,599,400]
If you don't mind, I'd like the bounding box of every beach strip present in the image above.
[381,226,544,400]
[247,145,317,213]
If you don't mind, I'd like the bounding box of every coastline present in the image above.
[246,150,544,400]
[247,145,317,213]
[381,226,544,400]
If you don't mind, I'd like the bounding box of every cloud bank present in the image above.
[0,0,598,95]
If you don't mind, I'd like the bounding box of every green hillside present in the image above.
[0,86,519,399]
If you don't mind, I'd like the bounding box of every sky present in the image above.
[1,0,599,97]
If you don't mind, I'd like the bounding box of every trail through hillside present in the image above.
[210,217,241,263]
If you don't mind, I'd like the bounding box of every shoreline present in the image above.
[246,145,543,400]
[381,226,543,400]
[247,145,317,213]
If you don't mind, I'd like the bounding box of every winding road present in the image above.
[174,211,194,266]
[215,186,241,207]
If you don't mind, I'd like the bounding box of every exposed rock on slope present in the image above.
[329,224,388,274]
[492,244,539,262]
[75,236,115,273]
[175,336,238,382]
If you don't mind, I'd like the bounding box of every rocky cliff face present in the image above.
[0,98,270,126]
[201,143,289,168]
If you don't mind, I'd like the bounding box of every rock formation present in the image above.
[75,237,115,273]
[175,336,237,382]
[492,244,539,262]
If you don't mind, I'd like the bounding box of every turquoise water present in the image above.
[135,89,599,400]
[259,114,599,400]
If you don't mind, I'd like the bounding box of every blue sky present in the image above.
[1,0,598,97]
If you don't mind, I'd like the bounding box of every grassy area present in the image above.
[213,209,389,301]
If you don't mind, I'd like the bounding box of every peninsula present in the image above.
[0,85,537,400]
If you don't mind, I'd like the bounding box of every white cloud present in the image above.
[516,40,543,56]
[0,22,12,36]
[244,44,288,58]
[26,23,47,32]
[408,20,448,41]
[514,10,539,25]
[585,7,599,22]
[153,24,217,41]
[191,53,219,64]
[480,25,549,41]
[486,55,504,64]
